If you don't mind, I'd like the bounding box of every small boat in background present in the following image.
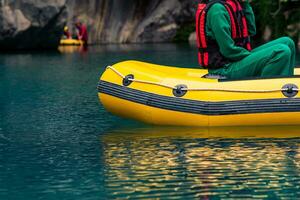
[98,60,300,127]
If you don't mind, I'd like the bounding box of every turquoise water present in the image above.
[0,44,300,199]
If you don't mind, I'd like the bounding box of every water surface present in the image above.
[0,44,300,199]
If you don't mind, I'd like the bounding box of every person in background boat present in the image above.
[63,26,72,39]
[75,21,88,45]
[196,0,296,79]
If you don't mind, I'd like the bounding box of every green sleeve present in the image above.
[207,3,250,61]
[241,2,256,36]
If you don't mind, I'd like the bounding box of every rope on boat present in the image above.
[129,78,175,89]
[107,66,125,79]
[106,66,175,89]
[105,66,299,94]
[181,88,288,93]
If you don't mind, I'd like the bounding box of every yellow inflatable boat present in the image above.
[60,39,83,46]
[98,61,300,127]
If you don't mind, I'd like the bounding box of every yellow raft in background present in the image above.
[60,39,83,46]
[98,61,300,127]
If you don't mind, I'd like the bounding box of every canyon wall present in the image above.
[66,0,196,44]
[0,0,297,49]
[0,0,197,49]
[0,0,67,50]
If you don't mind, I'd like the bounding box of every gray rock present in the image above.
[0,0,67,50]
[67,0,197,44]
[188,31,196,45]
[0,0,197,49]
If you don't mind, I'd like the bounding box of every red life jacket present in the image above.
[196,0,252,69]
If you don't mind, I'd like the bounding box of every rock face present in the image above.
[0,0,296,48]
[67,0,197,44]
[0,0,67,50]
[0,0,197,49]
[188,32,196,45]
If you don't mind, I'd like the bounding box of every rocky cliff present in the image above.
[0,0,298,49]
[0,0,196,49]
[66,0,197,44]
[0,0,67,50]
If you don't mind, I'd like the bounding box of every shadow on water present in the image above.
[101,126,300,199]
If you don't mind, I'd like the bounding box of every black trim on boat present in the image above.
[98,80,300,116]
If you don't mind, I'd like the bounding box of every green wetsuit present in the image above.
[206,0,296,79]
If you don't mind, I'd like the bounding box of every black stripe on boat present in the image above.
[98,80,300,116]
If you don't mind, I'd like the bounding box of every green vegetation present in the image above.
[175,0,299,46]
[253,0,299,43]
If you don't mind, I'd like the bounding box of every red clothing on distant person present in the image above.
[76,24,88,44]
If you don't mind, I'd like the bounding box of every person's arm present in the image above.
[76,28,82,40]
[207,3,251,61]
[241,0,256,36]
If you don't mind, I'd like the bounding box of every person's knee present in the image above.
[275,44,291,59]
[280,37,295,49]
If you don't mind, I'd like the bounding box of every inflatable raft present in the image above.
[60,39,83,46]
[98,61,300,127]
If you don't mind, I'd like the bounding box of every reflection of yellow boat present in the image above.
[102,126,300,199]
[98,61,300,126]
[60,39,83,46]
[58,45,80,53]
[103,126,300,139]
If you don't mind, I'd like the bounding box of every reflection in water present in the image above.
[58,45,88,54]
[102,126,300,199]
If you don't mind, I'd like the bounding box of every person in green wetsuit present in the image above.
[202,0,296,79]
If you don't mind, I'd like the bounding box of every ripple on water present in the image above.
[102,132,300,199]
[0,46,299,199]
